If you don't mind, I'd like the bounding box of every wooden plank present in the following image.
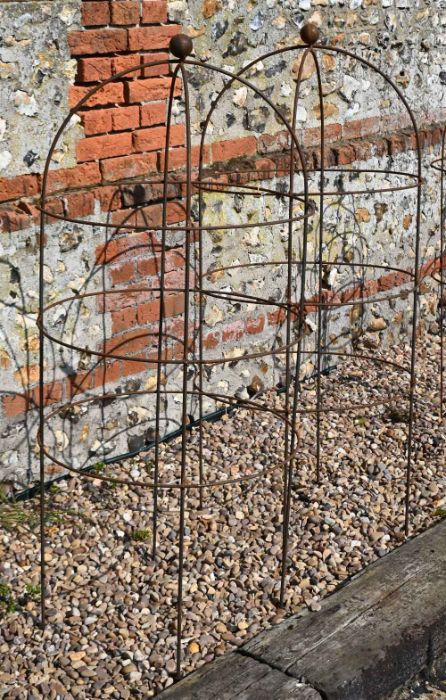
[244,520,446,699]
[158,652,322,699]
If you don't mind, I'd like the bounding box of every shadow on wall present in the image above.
[1,170,394,492]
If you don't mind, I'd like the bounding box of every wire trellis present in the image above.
[37,23,424,678]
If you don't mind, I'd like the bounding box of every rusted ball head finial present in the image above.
[169,33,193,60]
[300,23,320,45]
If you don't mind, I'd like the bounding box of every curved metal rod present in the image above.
[37,286,308,365]
[39,388,300,489]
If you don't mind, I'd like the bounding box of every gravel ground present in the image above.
[0,333,445,699]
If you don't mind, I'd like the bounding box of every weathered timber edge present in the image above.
[158,519,446,699]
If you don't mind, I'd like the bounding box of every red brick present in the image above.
[267,308,286,326]
[100,152,158,181]
[133,124,184,153]
[110,260,136,285]
[69,82,124,108]
[138,292,185,324]
[66,371,93,399]
[111,200,185,227]
[128,24,179,51]
[140,102,166,127]
[370,138,388,158]
[2,394,31,418]
[137,250,184,278]
[253,157,276,179]
[92,185,124,211]
[47,163,101,193]
[78,56,113,83]
[98,286,153,312]
[211,136,257,163]
[0,206,34,233]
[121,359,147,376]
[110,0,140,25]
[105,328,148,355]
[126,76,180,104]
[257,130,289,155]
[42,197,65,222]
[342,116,379,141]
[222,320,245,342]
[430,127,444,147]
[112,306,138,333]
[352,140,373,162]
[83,105,139,135]
[7,381,65,413]
[166,316,185,341]
[76,132,133,162]
[388,133,408,155]
[68,28,128,56]
[96,231,157,264]
[64,191,95,218]
[0,174,39,204]
[92,361,121,388]
[157,144,210,170]
[302,123,342,147]
[203,331,220,349]
[336,144,356,166]
[78,54,141,84]
[137,256,159,277]
[119,179,180,206]
[113,54,142,78]
[325,124,343,142]
[141,0,168,23]
[362,279,379,299]
[162,268,186,289]
[246,315,265,334]
[377,271,409,292]
[82,1,110,26]
[141,52,170,78]
[339,287,360,305]
[82,109,113,135]
[31,381,63,407]
[111,105,140,131]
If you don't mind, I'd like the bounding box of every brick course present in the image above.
[2,0,446,431]
[68,28,128,56]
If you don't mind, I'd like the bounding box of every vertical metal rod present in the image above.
[404,122,422,538]
[440,127,445,422]
[176,61,193,680]
[280,47,311,606]
[197,137,205,512]
[152,67,181,559]
[313,49,325,486]
[38,118,68,628]
[282,53,309,498]
[39,201,47,629]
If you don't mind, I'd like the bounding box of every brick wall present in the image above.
[0,0,445,485]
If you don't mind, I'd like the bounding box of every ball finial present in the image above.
[169,33,193,60]
[300,23,320,45]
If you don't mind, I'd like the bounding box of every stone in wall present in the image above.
[0,0,81,179]
[173,0,445,149]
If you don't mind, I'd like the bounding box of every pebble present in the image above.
[0,335,444,698]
